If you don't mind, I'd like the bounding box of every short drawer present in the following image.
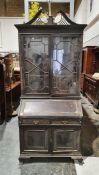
[19,118,50,125]
[52,119,81,126]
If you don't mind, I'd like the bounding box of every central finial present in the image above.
[48,0,52,16]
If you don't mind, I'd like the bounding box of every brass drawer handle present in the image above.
[33,120,39,125]
[62,121,69,124]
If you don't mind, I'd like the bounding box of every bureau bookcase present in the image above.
[15,10,86,161]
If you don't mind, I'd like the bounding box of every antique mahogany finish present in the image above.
[84,74,99,104]
[81,46,99,104]
[80,46,95,92]
[15,10,86,161]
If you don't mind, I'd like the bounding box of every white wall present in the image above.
[0,17,24,53]
[86,0,99,24]
[83,20,99,47]
[74,0,99,47]
[74,0,87,24]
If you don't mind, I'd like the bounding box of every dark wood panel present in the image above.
[82,47,94,74]
[20,126,49,153]
[84,74,99,104]
[53,128,80,152]
[19,122,81,157]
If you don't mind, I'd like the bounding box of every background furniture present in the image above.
[84,74,99,104]
[4,53,21,119]
[80,46,99,105]
[80,46,95,92]
[0,52,20,123]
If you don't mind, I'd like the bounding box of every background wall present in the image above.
[74,0,99,47]
[0,17,24,53]
[0,0,69,53]
[74,0,87,24]
[86,0,99,24]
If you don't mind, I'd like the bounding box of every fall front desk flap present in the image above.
[19,99,83,118]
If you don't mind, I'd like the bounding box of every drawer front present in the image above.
[52,120,81,125]
[53,127,80,153]
[19,118,50,125]
[20,126,49,153]
[19,118,81,126]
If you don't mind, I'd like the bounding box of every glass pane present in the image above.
[23,36,50,94]
[52,36,81,95]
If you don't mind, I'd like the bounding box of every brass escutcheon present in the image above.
[33,120,39,125]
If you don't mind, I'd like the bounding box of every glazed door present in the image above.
[22,35,51,95]
[51,36,82,96]
[21,34,82,97]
